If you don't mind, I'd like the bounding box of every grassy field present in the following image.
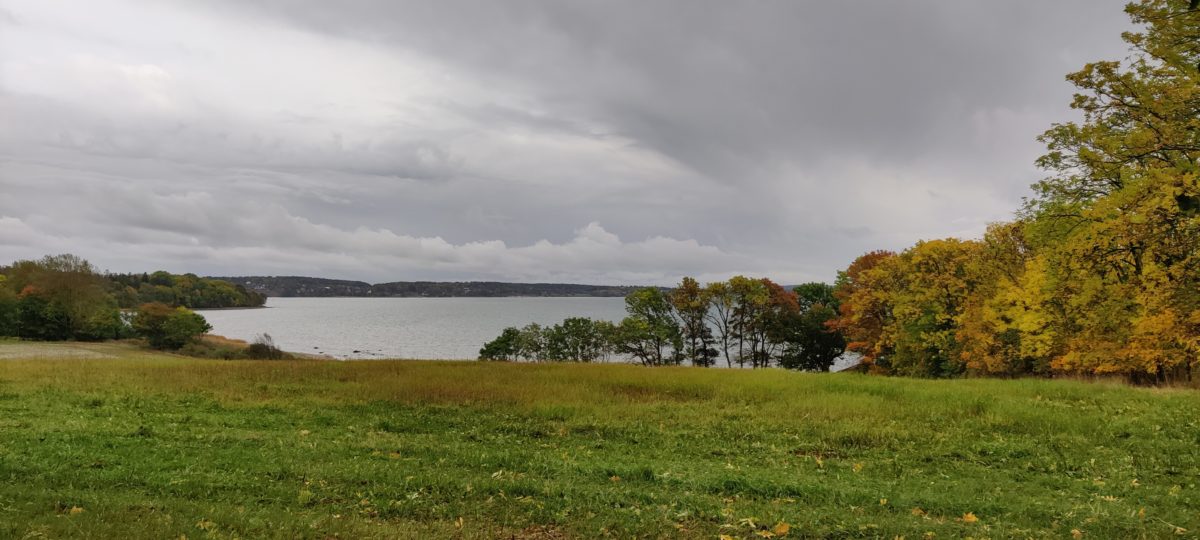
[0,342,1196,539]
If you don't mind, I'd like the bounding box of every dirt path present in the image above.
[0,342,117,360]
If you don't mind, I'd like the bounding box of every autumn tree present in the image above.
[954,222,1057,376]
[831,251,898,371]
[752,279,800,368]
[724,276,767,367]
[671,277,718,367]
[888,239,984,377]
[704,280,738,367]
[830,241,983,378]
[1023,0,1200,381]
[5,255,124,341]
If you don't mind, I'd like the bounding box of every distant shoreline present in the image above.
[209,276,654,299]
[246,295,626,299]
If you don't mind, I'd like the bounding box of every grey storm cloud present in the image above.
[0,0,1131,284]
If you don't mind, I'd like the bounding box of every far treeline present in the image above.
[213,276,642,298]
[485,0,1200,385]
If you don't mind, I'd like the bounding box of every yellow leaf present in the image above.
[69,506,84,515]
[911,507,926,516]
[719,536,735,540]
[880,498,888,506]
[961,512,978,524]
[772,522,791,536]
[852,462,864,473]
[610,475,621,483]
[1071,529,1083,539]
[455,516,464,529]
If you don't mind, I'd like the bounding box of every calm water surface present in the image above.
[197,297,628,360]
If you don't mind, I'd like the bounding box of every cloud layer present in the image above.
[0,0,1131,283]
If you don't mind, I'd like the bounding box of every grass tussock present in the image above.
[0,342,1196,538]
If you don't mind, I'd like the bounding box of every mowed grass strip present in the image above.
[0,343,1196,539]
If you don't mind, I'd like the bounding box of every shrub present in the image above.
[242,333,288,360]
[479,327,521,361]
[132,302,211,350]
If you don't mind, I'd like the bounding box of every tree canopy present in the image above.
[830,0,1200,383]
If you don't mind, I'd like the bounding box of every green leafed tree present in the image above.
[479,327,522,361]
[545,317,611,362]
[132,302,212,350]
[613,287,682,366]
[0,278,17,337]
[776,282,847,372]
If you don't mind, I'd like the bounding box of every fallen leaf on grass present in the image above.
[961,512,978,524]
[69,506,84,515]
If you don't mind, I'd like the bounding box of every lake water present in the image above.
[197,297,858,369]
[197,297,629,360]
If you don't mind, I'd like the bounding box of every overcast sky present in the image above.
[0,1,1133,284]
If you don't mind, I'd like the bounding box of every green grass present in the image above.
[0,342,1197,539]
